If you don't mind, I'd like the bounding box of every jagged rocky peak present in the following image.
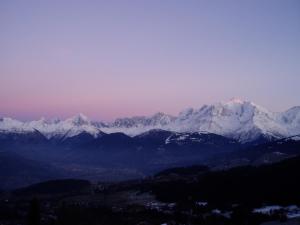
[178,108,194,119]
[110,112,175,128]
[281,106,300,124]
[112,116,143,128]
[49,117,61,124]
[148,112,176,125]
[66,113,90,126]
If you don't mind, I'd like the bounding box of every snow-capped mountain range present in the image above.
[1,98,300,143]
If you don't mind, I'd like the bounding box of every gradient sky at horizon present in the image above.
[1,0,300,121]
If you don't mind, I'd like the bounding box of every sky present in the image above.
[0,0,299,121]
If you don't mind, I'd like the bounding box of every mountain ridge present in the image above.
[1,99,300,143]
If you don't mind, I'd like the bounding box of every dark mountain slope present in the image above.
[149,156,300,206]
[208,135,300,168]
[13,179,91,196]
[0,151,62,190]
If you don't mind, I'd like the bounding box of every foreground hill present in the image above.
[13,179,91,196]
[2,155,300,225]
[149,156,300,206]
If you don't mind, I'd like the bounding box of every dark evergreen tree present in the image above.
[27,198,40,225]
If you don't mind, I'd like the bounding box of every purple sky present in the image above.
[1,0,300,121]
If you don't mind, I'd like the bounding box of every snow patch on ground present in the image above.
[253,205,300,218]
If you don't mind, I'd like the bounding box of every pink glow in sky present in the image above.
[1,1,300,121]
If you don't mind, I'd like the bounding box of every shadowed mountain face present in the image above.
[0,129,300,189]
[0,129,240,166]
[1,128,299,190]
[0,129,241,188]
[0,130,48,147]
[208,135,300,169]
[0,151,62,190]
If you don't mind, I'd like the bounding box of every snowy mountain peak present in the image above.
[37,117,46,122]
[66,113,90,126]
[0,117,27,133]
[149,112,176,125]
[227,97,246,104]
[49,117,61,124]
[178,108,194,119]
[168,99,299,142]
